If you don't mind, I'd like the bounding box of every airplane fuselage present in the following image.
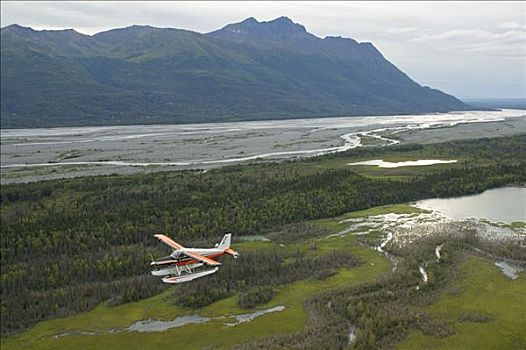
[173,248,225,265]
[152,248,225,267]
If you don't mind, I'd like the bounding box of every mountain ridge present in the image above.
[1,17,470,128]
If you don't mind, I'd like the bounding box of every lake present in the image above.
[414,186,526,223]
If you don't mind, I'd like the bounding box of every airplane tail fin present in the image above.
[217,233,231,250]
[218,233,239,258]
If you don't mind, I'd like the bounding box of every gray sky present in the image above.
[2,1,525,98]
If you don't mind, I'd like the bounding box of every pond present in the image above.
[127,315,210,332]
[347,159,457,168]
[494,261,523,280]
[237,235,270,241]
[225,305,285,326]
[414,186,525,224]
[124,305,286,333]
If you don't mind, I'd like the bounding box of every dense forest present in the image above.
[1,135,525,336]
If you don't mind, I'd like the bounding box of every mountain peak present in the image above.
[93,24,162,45]
[263,16,306,32]
[208,16,310,43]
[2,24,36,36]
[270,16,294,24]
[240,17,259,24]
[2,23,32,31]
[1,24,89,42]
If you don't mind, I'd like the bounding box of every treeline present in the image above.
[1,135,525,335]
[331,133,526,163]
[264,222,329,243]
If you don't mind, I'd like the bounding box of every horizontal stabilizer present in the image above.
[225,248,239,258]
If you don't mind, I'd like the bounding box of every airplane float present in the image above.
[151,233,238,283]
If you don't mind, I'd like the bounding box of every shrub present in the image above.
[238,286,276,309]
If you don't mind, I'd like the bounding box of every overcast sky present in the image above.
[2,1,525,99]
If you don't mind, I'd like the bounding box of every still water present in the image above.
[347,159,457,168]
[414,187,525,223]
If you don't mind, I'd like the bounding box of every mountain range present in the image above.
[0,17,470,128]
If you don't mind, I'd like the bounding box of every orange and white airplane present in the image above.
[151,233,238,283]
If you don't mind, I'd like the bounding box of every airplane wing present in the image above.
[153,234,221,266]
[182,250,222,266]
[154,234,185,250]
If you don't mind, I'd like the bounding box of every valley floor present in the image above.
[1,133,525,349]
[2,110,524,184]
[3,204,525,350]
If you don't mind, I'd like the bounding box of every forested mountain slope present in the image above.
[1,17,469,128]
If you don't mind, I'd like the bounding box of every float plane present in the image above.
[151,233,238,283]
